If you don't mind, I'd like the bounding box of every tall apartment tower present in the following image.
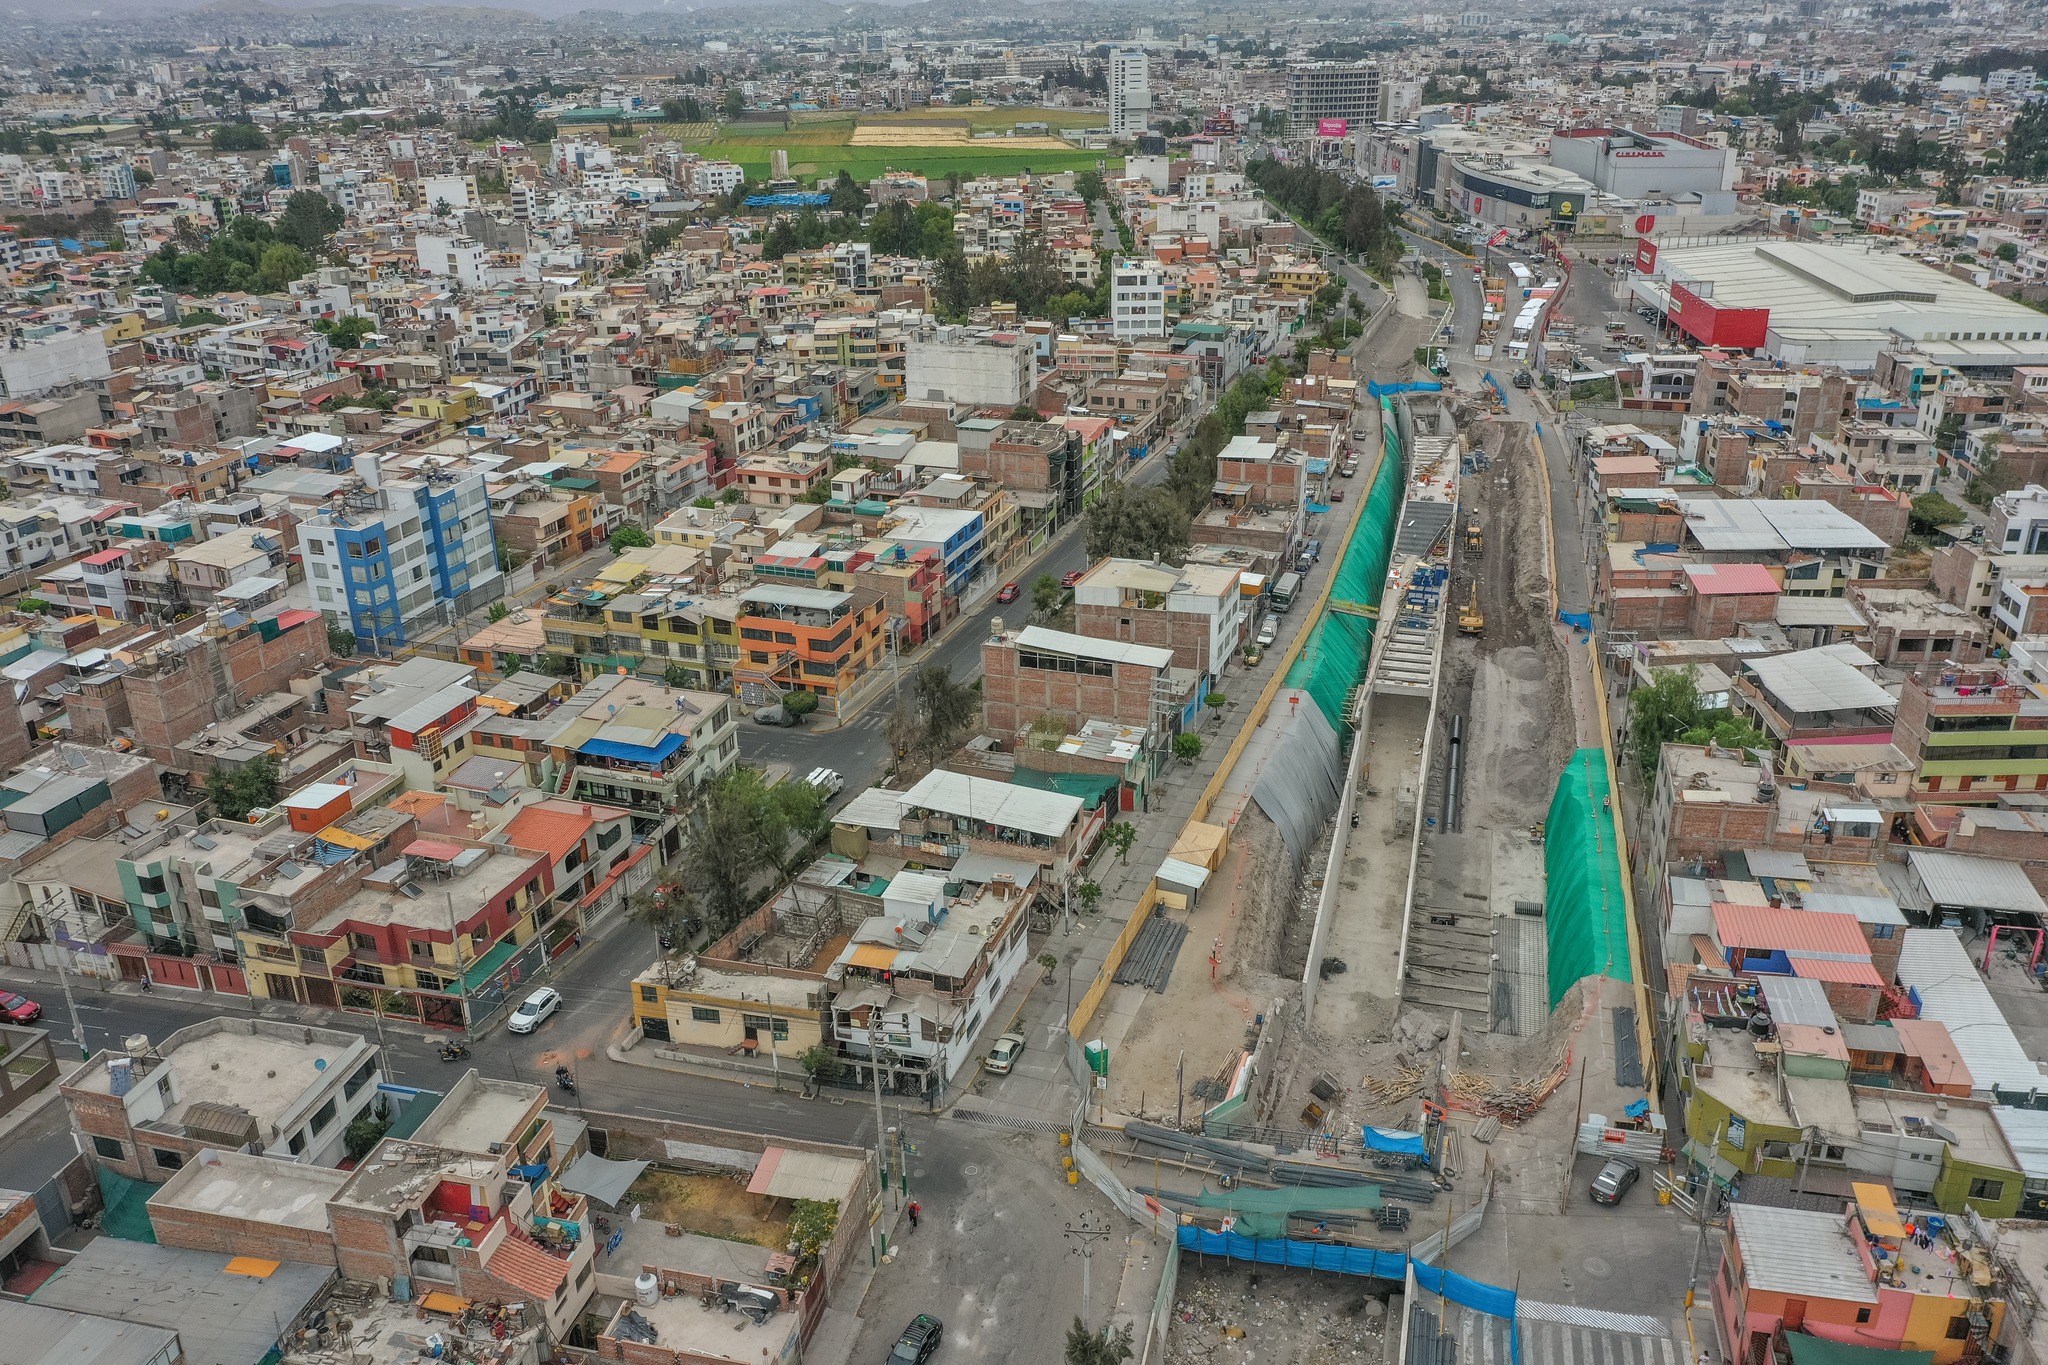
[1109,48,1151,137]
[1286,61,1385,135]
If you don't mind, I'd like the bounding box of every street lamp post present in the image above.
[867,1017,895,1209]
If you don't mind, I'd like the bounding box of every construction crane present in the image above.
[1458,581,1485,636]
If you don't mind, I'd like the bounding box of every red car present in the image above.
[1060,569,1085,589]
[996,582,1021,604]
[1331,487,1345,502]
[0,990,41,1024]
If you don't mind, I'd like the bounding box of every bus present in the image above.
[1272,571,1303,613]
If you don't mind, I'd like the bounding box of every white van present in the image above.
[805,768,845,797]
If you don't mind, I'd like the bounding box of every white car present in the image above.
[1257,619,1279,648]
[507,987,562,1034]
[984,1033,1026,1075]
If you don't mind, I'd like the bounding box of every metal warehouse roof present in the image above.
[1744,645,1895,714]
[1993,1107,2048,1180]
[1711,904,1870,956]
[1906,848,2048,916]
[1895,927,2046,1095]
[901,767,1085,839]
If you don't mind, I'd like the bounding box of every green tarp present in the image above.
[94,1166,160,1243]
[1189,1181,1382,1239]
[1284,397,1406,729]
[1786,1338,1934,1365]
[1543,749,1633,1007]
[1010,766,1121,808]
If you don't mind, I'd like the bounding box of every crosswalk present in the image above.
[1453,1309,1684,1365]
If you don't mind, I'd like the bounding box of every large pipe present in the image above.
[1443,714,1465,833]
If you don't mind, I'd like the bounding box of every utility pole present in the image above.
[867,1017,894,1207]
[1066,1212,1114,1332]
[53,930,87,1061]
[1685,1122,1725,1308]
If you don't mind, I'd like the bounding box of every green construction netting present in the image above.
[95,1166,160,1243]
[1285,398,1406,728]
[1543,749,1633,1008]
[1190,1181,1382,1239]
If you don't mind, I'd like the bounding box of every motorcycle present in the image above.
[555,1065,577,1096]
[438,1040,470,1062]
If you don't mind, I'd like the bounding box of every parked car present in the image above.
[1330,486,1345,501]
[1257,619,1279,648]
[508,987,562,1034]
[1060,569,1085,589]
[996,582,1021,604]
[0,990,40,1024]
[805,768,846,797]
[1589,1156,1640,1205]
[753,704,800,727]
[889,1314,944,1365]
[984,1033,1026,1074]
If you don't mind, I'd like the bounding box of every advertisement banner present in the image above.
[1316,118,1349,138]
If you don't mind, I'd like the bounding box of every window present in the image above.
[1948,1317,1974,1341]
[288,1130,307,1155]
[640,985,658,1003]
[345,1059,376,1099]
[151,1147,184,1171]
[773,1019,789,1041]
[312,1098,338,1133]
[138,872,166,895]
[691,1006,721,1023]
[92,1135,124,1160]
[1857,1309,1873,1324]
[1969,1177,2005,1200]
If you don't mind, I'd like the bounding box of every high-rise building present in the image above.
[1109,48,1151,137]
[1110,257,1167,340]
[1286,61,1385,136]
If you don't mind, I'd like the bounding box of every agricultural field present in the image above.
[643,106,1111,181]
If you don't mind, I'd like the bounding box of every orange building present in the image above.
[732,583,887,706]
[1716,1199,2004,1365]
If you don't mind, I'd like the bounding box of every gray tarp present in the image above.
[559,1152,651,1208]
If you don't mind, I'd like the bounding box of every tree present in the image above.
[1627,667,1768,783]
[327,624,357,656]
[1074,167,1106,206]
[2007,101,2048,181]
[210,122,268,151]
[1032,573,1065,617]
[828,168,867,217]
[317,314,375,350]
[1086,484,1191,564]
[204,754,281,822]
[1172,733,1204,764]
[487,602,512,622]
[1078,881,1102,913]
[258,243,311,291]
[610,526,654,554]
[1064,1319,1134,1365]
[344,1111,391,1161]
[721,86,744,118]
[1909,491,1967,537]
[663,662,693,689]
[661,95,706,124]
[277,189,344,252]
[1104,821,1137,864]
[892,664,981,770]
[781,689,820,721]
[797,1045,844,1082]
[1997,242,2021,263]
[681,767,779,932]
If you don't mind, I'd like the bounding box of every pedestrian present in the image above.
[907,1200,921,1231]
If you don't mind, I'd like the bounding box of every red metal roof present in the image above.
[402,838,465,862]
[82,549,126,565]
[1788,956,1885,987]
[1710,903,1870,955]
[270,609,320,630]
[1683,563,1781,597]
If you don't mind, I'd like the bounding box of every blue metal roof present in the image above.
[578,734,687,765]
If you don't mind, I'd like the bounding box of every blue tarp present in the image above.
[1177,1226,1406,1279]
[1363,1126,1428,1156]
[743,193,832,207]
[578,733,686,764]
[1306,501,1332,514]
[1558,610,1593,631]
[1366,381,1445,397]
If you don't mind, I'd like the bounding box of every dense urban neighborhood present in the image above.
[1,3,2048,1365]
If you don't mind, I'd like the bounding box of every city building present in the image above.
[1108,48,1151,138]
[1110,257,1168,341]
[1286,62,1385,136]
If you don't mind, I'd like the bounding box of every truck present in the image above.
[1271,571,1303,613]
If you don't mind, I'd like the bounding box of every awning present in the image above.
[403,838,465,862]
[1851,1181,1907,1237]
[1784,1334,1933,1365]
[848,943,898,970]
[459,938,521,993]
[559,1152,650,1210]
[579,733,686,765]
[746,1146,868,1202]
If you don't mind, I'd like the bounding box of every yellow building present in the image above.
[629,960,826,1056]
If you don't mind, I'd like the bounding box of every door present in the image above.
[265,973,298,1003]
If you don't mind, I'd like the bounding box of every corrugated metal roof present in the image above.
[1801,893,1908,927]
[1790,956,1886,987]
[1745,850,1814,879]
[1757,976,1836,1028]
[1712,904,1871,956]
[1745,647,1895,713]
[1684,562,1781,596]
[1994,1107,2048,1179]
[1895,928,2046,1095]
[1727,1205,1878,1303]
[1906,848,2048,916]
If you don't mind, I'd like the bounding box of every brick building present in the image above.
[146,1150,349,1267]
[981,624,1183,735]
[1071,558,1246,677]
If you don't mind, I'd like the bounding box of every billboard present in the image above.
[1371,174,1400,190]
[1316,118,1349,138]
[1633,237,1659,274]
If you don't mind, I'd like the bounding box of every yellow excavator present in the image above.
[1458,581,1485,636]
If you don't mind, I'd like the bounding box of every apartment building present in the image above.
[1110,258,1168,341]
[1072,558,1245,677]
[1108,48,1150,138]
[1286,62,1385,135]
[1892,667,2048,803]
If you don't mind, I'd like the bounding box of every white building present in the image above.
[903,325,1038,406]
[1109,48,1151,138]
[414,233,490,287]
[1110,257,1168,340]
[418,174,479,214]
[689,160,747,196]
[0,328,111,400]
